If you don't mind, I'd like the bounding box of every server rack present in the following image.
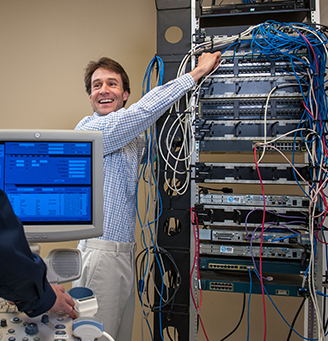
[154,0,322,340]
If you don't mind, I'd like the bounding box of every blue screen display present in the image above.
[0,141,92,224]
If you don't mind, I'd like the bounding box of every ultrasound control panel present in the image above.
[0,300,75,341]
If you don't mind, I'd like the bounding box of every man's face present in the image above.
[89,67,129,116]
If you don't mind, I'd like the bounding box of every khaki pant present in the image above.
[73,239,136,341]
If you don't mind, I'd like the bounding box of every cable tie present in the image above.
[235,32,241,43]
[313,119,328,123]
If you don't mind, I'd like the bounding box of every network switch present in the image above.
[195,162,309,184]
[195,204,311,227]
[199,228,310,245]
[199,257,307,274]
[197,193,309,207]
[199,243,306,260]
[200,270,304,297]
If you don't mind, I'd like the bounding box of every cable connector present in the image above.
[298,287,309,298]
[221,187,233,193]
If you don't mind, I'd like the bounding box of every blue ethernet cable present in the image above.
[137,55,166,341]
[252,269,318,340]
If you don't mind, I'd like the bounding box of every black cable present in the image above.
[219,293,246,341]
[324,285,327,332]
[135,246,181,310]
[324,284,328,332]
[199,186,233,194]
[151,248,181,309]
[286,296,306,341]
[323,272,328,332]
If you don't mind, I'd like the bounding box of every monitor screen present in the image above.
[0,129,103,242]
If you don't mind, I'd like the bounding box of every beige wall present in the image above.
[321,0,328,25]
[0,0,156,129]
[0,1,326,341]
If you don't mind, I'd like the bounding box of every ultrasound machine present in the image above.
[0,129,110,341]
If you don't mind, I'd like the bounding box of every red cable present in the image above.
[318,187,328,230]
[190,208,209,341]
[299,32,319,75]
[189,208,198,309]
[303,101,315,120]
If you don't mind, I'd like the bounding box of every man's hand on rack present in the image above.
[189,51,221,83]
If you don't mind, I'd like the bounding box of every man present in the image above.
[0,189,77,319]
[73,51,221,341]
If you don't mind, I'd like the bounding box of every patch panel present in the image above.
[202,61,304,79]
[198,96,304,120]
[195,119,303,139]
[195,119,306,151]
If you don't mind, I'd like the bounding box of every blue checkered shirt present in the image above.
[75,73,195,242]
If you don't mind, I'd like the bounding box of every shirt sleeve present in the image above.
[75,73,195,155]
[0,190,56,317]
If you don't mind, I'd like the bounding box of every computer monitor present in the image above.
[0,129,103,242]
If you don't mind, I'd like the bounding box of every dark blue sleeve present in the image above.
[0,190,56,317]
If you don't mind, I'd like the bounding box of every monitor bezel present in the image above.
[0,129,103,242]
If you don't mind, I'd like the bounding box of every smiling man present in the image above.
[73,52,221,341]
[88,63,130,116]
